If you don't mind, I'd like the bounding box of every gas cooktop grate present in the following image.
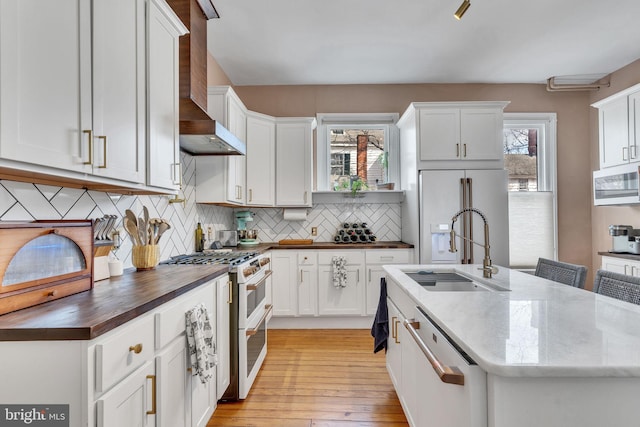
[162,252,258,266]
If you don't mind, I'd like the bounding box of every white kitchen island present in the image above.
[384,264,640,427]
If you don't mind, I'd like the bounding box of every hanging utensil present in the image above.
[155,220,171,244]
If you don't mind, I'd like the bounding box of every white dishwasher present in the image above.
[403,306,487,427]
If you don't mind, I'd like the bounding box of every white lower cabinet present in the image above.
[387,276,487,427]
[601,255,640,276]
[318,251,365,316]
[157,337,189,427]
[95,277,224,427]
[298,251,318,315]
[365,249,412,315]
[216,275,231,400]
[270,248,412,319]
[271,251,298,316]
[96,360,156,427]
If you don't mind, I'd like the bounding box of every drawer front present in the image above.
[386,276,415,317]
[297,251,317,266]
[95,314,154,394]
[155,282,214,350]
[0,277,91,316]
[318,251,365,265]
[365,249,412,265]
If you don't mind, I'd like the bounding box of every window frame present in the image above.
[504,112,558,263]
[316,113,400,191]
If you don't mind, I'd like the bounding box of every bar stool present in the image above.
[534,258,587,289]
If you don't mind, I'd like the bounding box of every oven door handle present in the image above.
[246,304,273,336]
[245,270,272,291]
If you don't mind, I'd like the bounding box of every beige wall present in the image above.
[589,59,640,283]
[207,55,596,281]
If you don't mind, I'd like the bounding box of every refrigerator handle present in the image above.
[467,178,473,264]
[460,178,467,263]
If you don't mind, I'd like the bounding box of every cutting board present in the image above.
[278,239,313,245]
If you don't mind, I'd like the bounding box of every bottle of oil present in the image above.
[195,223,204,252]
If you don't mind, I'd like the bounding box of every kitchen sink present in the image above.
[405,270,510,292]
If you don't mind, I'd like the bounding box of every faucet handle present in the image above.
[478,265,499,275]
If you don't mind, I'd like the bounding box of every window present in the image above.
[504,113,558,270]
[316,113,399,191]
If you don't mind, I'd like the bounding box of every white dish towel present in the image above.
[332,256,347,288]
[185,303,217,384]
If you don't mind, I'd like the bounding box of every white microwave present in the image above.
[593,163,640,205]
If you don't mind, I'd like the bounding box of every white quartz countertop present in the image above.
[384,264,640,378]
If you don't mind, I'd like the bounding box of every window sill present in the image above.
[312,190,405,204]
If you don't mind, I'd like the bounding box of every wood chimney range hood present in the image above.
[166,0,246,155]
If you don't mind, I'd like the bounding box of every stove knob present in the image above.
[260,258,270,266]
[243,266,255,276]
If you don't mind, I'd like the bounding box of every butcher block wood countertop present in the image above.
[237,241,413,252]
[0,264,229,341]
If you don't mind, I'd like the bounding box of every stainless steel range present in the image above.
[163,250,272,400]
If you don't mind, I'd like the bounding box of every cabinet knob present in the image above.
[129,343,143,354]
[46,290,57,297]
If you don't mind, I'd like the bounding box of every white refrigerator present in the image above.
[418,169,509,266]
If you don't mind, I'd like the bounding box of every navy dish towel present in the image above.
[370,277,389,353]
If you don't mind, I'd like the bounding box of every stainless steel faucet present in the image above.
[449,207,498,278]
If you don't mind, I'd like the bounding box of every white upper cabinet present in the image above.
[0,0,160,188]
[90,0,146,183]
[275,118,316,207]
[196,86,247,205]
[0,0,92,173]
[226,91,247,205]
[246,111,276,206]
[147,0,187,190]
[593,83,640,169]
[417,103,507,164]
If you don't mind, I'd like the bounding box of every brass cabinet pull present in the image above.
[249,189,253,202]
[46,290,57,297]
[129,343,143,354]
[394,318,400,344]
[82,129,93,165]
[146,374,157,415]
[404,318,465,386]
[463,143,467,157]
[227,280,233,304]
[368,268,371,282]
[304,191,308,204]
[300,269,303,282]
[456,143,460,157]
[97,135,107,168]
[391,316,397,339]
[187,367,192,373]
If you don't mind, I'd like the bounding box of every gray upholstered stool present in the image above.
[534,258,587,289]
[593,270,640,305]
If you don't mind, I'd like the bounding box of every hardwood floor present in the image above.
[208,329,409,427]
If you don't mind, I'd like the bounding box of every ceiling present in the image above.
[206,0,640,86]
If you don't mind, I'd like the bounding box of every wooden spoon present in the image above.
[125,209,138,229]
[124,217,142,246]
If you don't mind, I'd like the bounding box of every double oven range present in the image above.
[163,251,272,400]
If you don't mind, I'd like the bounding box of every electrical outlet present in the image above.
[311,227,317,236]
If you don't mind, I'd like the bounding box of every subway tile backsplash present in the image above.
[0,152,402,269]
[0,153,234,269]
